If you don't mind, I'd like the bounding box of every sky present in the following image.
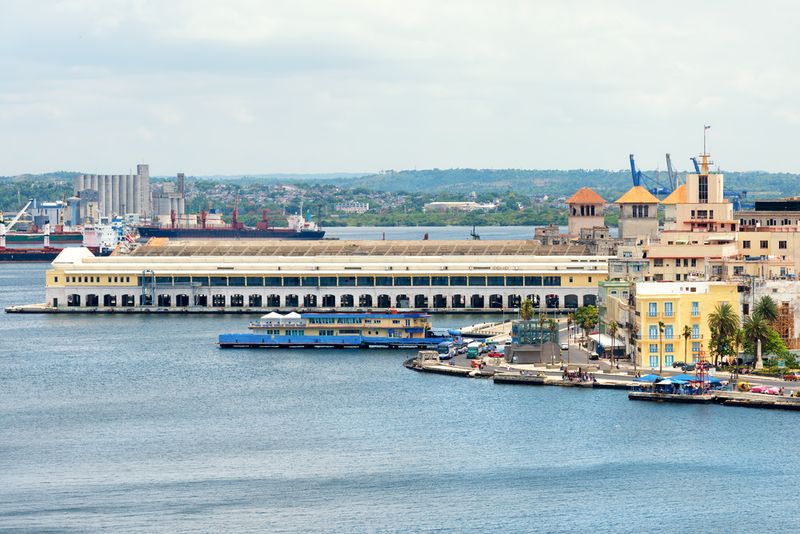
[1,0,799,175]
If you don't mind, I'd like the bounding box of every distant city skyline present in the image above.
[1,1,799,175]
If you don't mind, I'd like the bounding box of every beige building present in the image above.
[565,187,606,236]
[616,186,659,241]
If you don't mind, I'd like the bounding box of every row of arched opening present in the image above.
[64,292,597,309]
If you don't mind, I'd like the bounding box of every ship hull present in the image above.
[218,333,448,349]
[0,248,62,262]
[137,227,325,239]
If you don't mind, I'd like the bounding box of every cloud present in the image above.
[0,0,799,174]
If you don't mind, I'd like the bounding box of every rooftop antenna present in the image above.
[703,124,711,156]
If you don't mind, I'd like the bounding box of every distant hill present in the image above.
[340,168,800,201]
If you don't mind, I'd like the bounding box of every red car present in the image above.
[784,373,800,382]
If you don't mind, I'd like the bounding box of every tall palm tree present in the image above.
[707,302,739,367]
[743,314,770,369]
[519,298,534,321]
[754,295,779,323]
[658,320,665,375]
[609,320,619,368]
[547,319,559,362]
[682,325,691,365]
[630,321,639,373]
[567,313,574,341]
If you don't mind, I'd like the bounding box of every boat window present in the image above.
[156,276,172,285]
[246,277,263,286]
[525,276,543,286]
[264,277,282,287]
[487,276,504,286]
[339,276,356,286]
[375,276,393,286]
[357,276,375,286]
[394,276,411,286]
[468,276,486,286]
[194,276,210,286]
[302,276,319,286]
[283,277,301,287]
[543,276,561,286]
[413,276,430,286]
[210,276,228,287]
[319,276,337,287]
[229,276,246,287]
[450,276,467,286]
[431,276,449,286]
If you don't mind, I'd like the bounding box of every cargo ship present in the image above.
[138,202,325,240]
[3,230,82,244]
[218,311,450,348]
[0,247,62,262]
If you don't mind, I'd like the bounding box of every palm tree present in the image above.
[743,314,770,369]
[609,320,619,368]
[547,319,559,362]
[519,298,534,321]
[682,325,691,366]
[658,320,665,375]
[708,303,739,367]
[733,328,745,379]
[630,321,639,373]
[754,295,779,323]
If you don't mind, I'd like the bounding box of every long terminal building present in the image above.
[36,239,608,313]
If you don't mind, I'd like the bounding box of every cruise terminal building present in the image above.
[35,239,608,313]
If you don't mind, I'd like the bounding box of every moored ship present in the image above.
[219,311,450,348]
[138,203,325,240]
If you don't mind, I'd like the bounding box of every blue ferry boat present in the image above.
[218,311,451,348]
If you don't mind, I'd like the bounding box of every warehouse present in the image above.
[38,240,608,313]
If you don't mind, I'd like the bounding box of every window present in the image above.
[431,276,449,286]
[376,276,393,286]
[588,276,593,283]
[318,276,337,287]
[228,276,246,286]
[649,355,659,368]
[449,276,467,286]
[649,344,658,353]
[210,276,228,286]
[691,259,697,267]
[412,276,430,286]
[568,276,574,283]
[506,276,523,286]
[699,175,708,203]
[394,276,411,286]
[649,325,658,340]
[302,276,319,286]
[648,302,657,317]
[357,276,375,287]
[54,276,59,283]
[339,276,356,287]
[779,241,787,249]
[265,277,282,287]
[319,329,335,336]
[664,325,673,339]
[692,324,700,339]
[487,276,505,286]
[284,277,301,287]
[692,341,701,353]
[524,276,542,286]
[653,259,664,267]
[664,302,673,317]
[543,276,561,286]
[760,240,768,249]
[743,240,751,249]
[691,301,699,317]
[468,276,486,286]
[665,355,674,366]
[665,344,674,353]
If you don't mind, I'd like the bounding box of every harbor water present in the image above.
[1,227,798,532]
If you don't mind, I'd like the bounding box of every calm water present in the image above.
[1,228,797,532]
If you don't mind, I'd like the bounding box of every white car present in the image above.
[560,343,569,351]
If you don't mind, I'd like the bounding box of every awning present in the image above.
[633,374,662,383]
[588,333,624,348]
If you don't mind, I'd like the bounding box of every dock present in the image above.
[629,390,800,410]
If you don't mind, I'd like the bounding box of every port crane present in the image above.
[0,199,33,248]
[629,154,674,198]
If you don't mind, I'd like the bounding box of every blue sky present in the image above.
[1,0,798,175]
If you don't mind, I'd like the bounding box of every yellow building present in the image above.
[634,281,739,369]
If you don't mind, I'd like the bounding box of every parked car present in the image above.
[681,363,696,372]
[784,373,800,381]
[589,352,600,360]
[672,361,685,368]
[560,343,569,351]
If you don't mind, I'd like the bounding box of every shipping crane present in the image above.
[629,154,673,198]
[665,153,679,188]
[0,199,34,248]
